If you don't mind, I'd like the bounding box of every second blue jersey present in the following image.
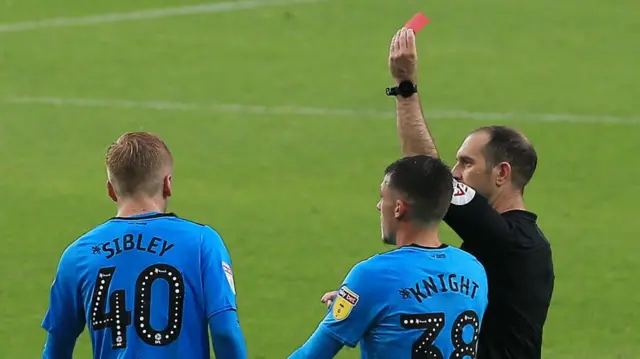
[319,244,489,359]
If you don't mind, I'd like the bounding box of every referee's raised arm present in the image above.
[387,28,437,158]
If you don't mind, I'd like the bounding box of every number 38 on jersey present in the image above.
[402,310,481,359]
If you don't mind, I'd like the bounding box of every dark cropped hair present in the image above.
[384,155,453,225]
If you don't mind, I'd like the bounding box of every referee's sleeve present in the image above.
[444,179,512,247]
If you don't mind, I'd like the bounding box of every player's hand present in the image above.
[321,291,338,308]
[389,27,418,84]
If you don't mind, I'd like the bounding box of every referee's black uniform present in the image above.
[444,180,555,359]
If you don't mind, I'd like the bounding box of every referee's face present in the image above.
[452,132,494,199]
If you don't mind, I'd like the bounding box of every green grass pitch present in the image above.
[0,0,638,358]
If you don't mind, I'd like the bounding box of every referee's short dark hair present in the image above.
[474,126,537,192]
[384,155,453,225]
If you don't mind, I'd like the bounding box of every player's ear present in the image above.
[495,162,511,187]
[163,175,172,198]
[394,199,407,220]
[107,181,118,202]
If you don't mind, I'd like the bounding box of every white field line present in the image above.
[4,96,640,124]
[0,0,321,33]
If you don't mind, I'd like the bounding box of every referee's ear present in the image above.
[495,162,512,188]
[107,181,118,202]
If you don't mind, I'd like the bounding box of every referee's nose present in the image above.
[451,163,463,181]
[376,200,382,211]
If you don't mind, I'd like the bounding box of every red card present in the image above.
[405,13,430,33]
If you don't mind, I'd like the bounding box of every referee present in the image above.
[385,28,555,359]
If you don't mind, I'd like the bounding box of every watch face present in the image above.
[399,81,415,95]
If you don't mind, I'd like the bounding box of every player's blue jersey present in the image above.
[41,212,237,359]
[320,244,488,359]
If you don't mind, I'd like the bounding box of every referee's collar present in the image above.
[502,209,538,221]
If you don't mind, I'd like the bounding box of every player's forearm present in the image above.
[288,327,343,359]
[396,94,438,158]
[41,332,76,359]
[209,310,248,359]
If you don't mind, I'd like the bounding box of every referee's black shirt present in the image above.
[444,180,555,359]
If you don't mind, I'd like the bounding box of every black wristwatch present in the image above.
[386,80,418,98]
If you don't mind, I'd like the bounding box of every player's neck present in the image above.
[492,189,525,214]
[395,225,441,249]
[116,197,166,218]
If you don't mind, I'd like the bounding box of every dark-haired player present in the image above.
[289,155,488,359]
[41,132,247,359]
[383,27,555,359]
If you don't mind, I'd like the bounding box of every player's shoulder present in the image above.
[163,216,227,253]
[338,256,379,283]
[349,253,397,277]
[63,219,113,255]
[340,256,392,300]
[447,246,485,267]
[447,245,482,263]
[145,214,227,249]
[363,247,417,271]
[446,246,487,283]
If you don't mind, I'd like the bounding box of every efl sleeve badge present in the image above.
[332,286,360,321]
[222,261,236,295]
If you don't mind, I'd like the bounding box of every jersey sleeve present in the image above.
[444,179,513,247]
[208,310,248,359]
[288,326,344,359]
[318,260,382,348]
[41,245,86,339]
[201,226,237,318]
